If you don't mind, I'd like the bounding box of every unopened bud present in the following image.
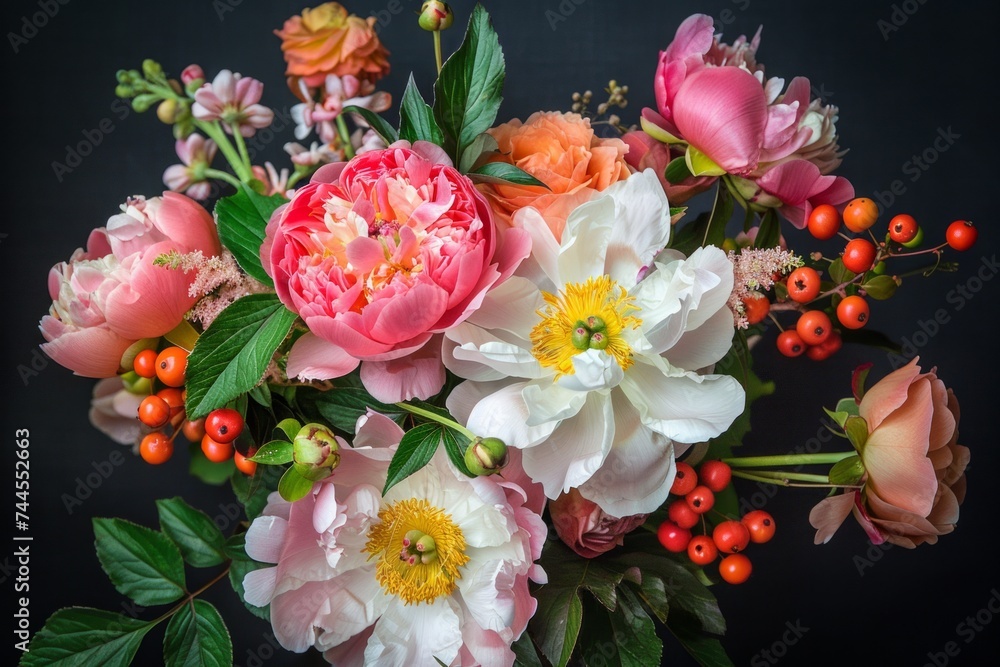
[464,437,508,476]
[180,64,205,86]
[293,423,341,481]
[131,93,158,113]
[142,59,164,80]
[418,1,454,31]
[156,99,179,124]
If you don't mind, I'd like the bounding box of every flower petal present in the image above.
[365,597,463,667]
[286,332,361,381]
[808,492,856,545]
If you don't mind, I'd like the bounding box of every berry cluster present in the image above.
[750,197,977,361]
[131,345,254,474]
[656,460,775,585]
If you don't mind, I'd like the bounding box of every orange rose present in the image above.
[479,111,630,241]
[276,2,390,91]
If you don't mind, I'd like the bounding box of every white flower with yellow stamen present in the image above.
[242,411,547,667]
[443,170,746,516]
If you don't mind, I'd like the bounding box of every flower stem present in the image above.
[733,469,831,484]
[195,120,253,182]
[722,451,856,468]
[395,402,476,441]
[204,168,242,189]
[151,564,231,626]
[434,31,444,74]
[230,126,253,174]
[336,115,356,160]
[731,470,860,489]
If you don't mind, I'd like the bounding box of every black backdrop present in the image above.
[4,1,999,665]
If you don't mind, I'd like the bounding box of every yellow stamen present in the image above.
[365,498,468,605]
[529,275,641,378]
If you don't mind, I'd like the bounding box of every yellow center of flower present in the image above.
[530,275,641,378]
[365,498,469,605]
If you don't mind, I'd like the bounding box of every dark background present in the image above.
[3,1,999,665]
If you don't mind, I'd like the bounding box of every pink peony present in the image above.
[39,193,221,378]
[809,358,969,548]
[262,143,531,402]
[549,488,647,558]
[242,411,547,667]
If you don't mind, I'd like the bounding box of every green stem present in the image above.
[336,115,356,160]
[195,120,253,182]
[434,31,443,74]
[230,127,253,174]
[150,564,231,626]
[731,470,861,489]
[395,402,476,441]
[734,469,831,484]
[204,168,242,189]
[722,451,856,468]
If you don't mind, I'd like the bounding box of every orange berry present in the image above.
[201,434,234,463]
[155,346,189,387]
[132,349,158,379]
[233,451,257,476]
[842,197,879,233]
[139,432,173,465]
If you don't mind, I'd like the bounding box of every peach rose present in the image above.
[276,2,390,91]
[809,358,969,548]
[479,111,630,241]
[549,488,648,558]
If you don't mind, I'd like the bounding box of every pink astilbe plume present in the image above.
[727,246,802,328]
[158,249,271,328]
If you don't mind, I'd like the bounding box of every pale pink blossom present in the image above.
[242,411,547,667]
[284,141,340,167]
[163,134,218,201]
[193,69,274,137]
[252,163,291,197]
[262,143,531,403]
[159,249,270,329]
[88,376,147,449]
[291,74,391,144]
[39,193,221,378]
[726,246,801,329]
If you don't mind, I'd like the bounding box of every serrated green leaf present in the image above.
[829,454,865,486]
[664,156,693,184]
[753,208,781,249]
[469,161,546,187]
[163,600,232,667]
[342,105,398,145]
[383,423,443,495]
[533,581,583,667]
[19,607,156,667]
[399,73,444,146]
[214,184,286,286]
[433,4,505,165]
[184,294,298,419]
[93,518,186,606]
[458,132,499,173]
[188,444,236,485]
[845,415,869,452]
[295,386,405,434]
[441,427,474,477]
[861,274,898,300]
[156,498,227,568]
[231,459,283,521]
[248,440,294,465]
[607,586,663,667]
[828,258,856,284]
[511,632,544,667]
[224,534,272,621]
[278,466,314,502]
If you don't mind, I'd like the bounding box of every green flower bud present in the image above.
[293,423,341,481]
[464,436,508,476]
[115,84,135,98]
[418,1,454,31]
[131,93,159,113]
[142,59,164,80]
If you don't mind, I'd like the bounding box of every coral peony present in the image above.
[549,488,647,558]
[242,411,547,667]
[39,193,221,378]
[480,111,630,241]
[262,143,530,403]
[276,2,390,93]
[809,358,969,548]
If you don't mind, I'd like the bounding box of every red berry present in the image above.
[699,460,732,493]
[233,451,257,476]
[657,521,692,553]
[888,214,919,244]
[742,293,770,326]
[712,520,751,554]
[786,267,822,304]
[668,499,701,530]
[687,535,718,566]
[776,329,806,358]
[201,434,234,463]
[181,418,206,442]
[795,310,832,346]
[741,510,776,544]
[719,553,752,584]
[137,395,171,429]
[945,220,977,251]
[155,346,188,387]
[670,462,698,496]
[807,204,841,240]
[842,238,877,274]
[132,348,158,379]
[836,295,870,330]
[805,331,843,361]
[685,486,715,515]
[204,408,244,444]
[139,432,173,465]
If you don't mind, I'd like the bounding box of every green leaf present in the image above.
[441,427,474,477]
[278,466,315,502]
[844,415,869,452]
[861,274,899,300]
[666,618,734,667]
[469,161,546,187]
[822,407,850,429]
[231,458,283,521]
[214,184,286,286]
[829,454,865,486]
[753,208,781,249]
[93,518,187,606]
[248,383,272,408]
[828,258,856,284]
[295,385,405,435]
[677,185,732,256]
[19,607,157,667]
[399,73,444,145]
[511,632,544,667]
[664,156,693,184]
[608,586,663,667]
[383,423,443,495]
[188,444,236,485]
[248,440,294,465]
[275,417,302,442]
[156,498,227,568]
[163,600,232,667]
[225,534,271,621]
[184,294,298,419]
[342,105,398,145]
[835,397,861,416]
[458,132,499,173]
[433,4,505,165]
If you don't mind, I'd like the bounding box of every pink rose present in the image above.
[262,143,531,402]
[39,192,221,378]
[810,358,969,548]
[549,488,648,558]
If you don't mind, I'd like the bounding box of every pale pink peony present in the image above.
[39,193,221,378]
[193,69,274,137]
[809,358,969,548]
[549,488,647,558]
[262,143,531,402]
[242,411,547,667]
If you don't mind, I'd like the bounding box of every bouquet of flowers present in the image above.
[18,2,986,665]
